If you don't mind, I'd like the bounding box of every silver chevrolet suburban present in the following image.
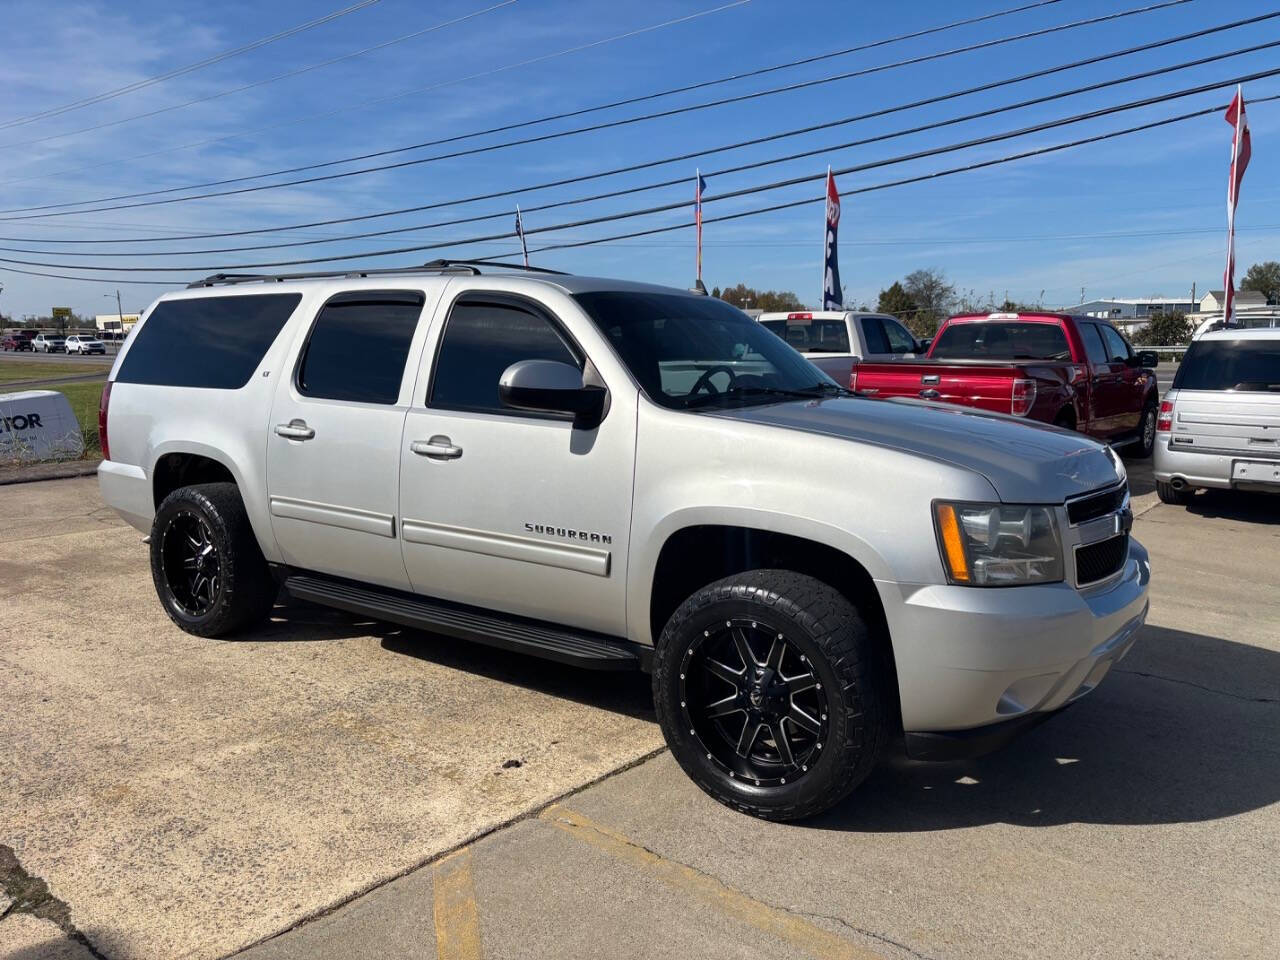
[98,261,1150,820]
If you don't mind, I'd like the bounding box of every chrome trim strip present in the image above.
[269,495,395,538]
[400,519,610,577]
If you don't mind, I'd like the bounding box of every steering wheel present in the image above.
[689,364,738,397]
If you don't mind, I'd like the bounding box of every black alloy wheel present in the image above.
[160,510,222,617]
[680,618,829,787]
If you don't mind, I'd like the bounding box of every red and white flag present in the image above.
[1223,85,1252,325]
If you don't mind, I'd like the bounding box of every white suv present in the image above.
[1154,328,1280,502]
[66,334,106,355]
[98,262,1149,820]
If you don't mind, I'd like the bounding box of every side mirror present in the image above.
[917,338,932,354]
[498,359,606,426]
[1136,350,1159,369]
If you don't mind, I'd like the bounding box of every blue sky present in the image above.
[0,0,1278,319]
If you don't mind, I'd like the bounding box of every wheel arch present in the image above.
[643,519,900,728]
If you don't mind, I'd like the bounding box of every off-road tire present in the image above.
[653,570,889,821]
[1155,479,1192,505]
[1136,398,1159,458]
[150,482,277,637]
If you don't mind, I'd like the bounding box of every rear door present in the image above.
[1169,338,1280,471]
[266,288,437,590]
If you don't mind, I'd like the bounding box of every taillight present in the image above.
[1157,399,1173,432]
[98,381,112,461]
[1011,378,1037,416]
[848,364,858,392]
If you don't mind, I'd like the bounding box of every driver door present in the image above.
[398,290,636,636]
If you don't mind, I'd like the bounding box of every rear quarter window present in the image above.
[115,293,301,389]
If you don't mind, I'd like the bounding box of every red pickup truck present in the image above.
[851,313,1161,455]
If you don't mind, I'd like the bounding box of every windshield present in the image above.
[930,321,1071,360]
[574,291,840,410]
[1173,339,1280,392]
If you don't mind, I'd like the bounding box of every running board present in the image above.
[283,573,648,672]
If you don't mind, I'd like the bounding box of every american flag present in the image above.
[1223,86,1251,326]
[515,204,529,268]
[695,170,707,282]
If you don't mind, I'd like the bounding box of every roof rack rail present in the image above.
[186,258,566,289]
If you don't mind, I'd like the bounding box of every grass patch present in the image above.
[0,359,110,384]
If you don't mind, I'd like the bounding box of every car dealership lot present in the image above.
[1,466,1276,960]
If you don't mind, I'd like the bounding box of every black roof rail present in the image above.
[186,259,567,289]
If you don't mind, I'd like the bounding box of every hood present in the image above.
[712,396,1121,503]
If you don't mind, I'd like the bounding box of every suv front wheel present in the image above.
[150,482,277,637]
[653,570,889,821]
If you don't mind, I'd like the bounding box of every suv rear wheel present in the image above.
[150,482,277,637]
[1136,398,1159,458]
[653,570,889,821]
[1155,479,1193,505]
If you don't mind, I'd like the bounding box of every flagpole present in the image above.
[821,165,830,309]
[695,168,702,286]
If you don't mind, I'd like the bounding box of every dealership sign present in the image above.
[0,390,85,464]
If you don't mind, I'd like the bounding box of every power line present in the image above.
[1,6,1256,248]
[0,0,752,186]
[0,1,382,131]
[7,28,1274,258]
[6,93,1279,288]
[0,2,518,151]
[0,0,1195,218]
[0,0,1065,185]
[8,73,1276,272]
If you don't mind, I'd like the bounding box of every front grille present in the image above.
[1067,486,1126,525]
[1075,534,1128,585]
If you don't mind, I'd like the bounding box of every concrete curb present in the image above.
[0,460,100,486]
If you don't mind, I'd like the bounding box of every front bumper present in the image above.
[1154,437,1280,491]
[877,537,1150,739]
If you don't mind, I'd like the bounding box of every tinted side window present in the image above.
[430,300,578,414]
[1100,325,1132,363]
[117,293,301,389]
[1080,323,1110,366]
[297,291,424,404]
[861,318,890,354]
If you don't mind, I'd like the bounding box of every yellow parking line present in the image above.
[540,804,884,960]
[433,846,483,960]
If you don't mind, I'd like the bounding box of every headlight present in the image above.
[933,501,1063,586]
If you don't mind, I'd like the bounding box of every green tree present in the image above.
[876,281,916,318]
[1241,261,1280,302]
[1137,311,1191,346]
[902,267,956,337]
[710,286,721,299]
[717,283,803,311]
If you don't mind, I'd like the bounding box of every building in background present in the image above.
[95,313,141,339]
[1067,297,1199,335]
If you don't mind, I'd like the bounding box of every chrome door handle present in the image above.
[919,389,941,400]
[275,419,315,440]
[411,435,463,460]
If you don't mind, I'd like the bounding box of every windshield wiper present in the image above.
[684,383,849,409]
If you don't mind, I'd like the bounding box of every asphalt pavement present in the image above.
[1,461,1275,960]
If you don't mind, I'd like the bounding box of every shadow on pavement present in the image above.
[1184,488,1280,525]
[245,593,656,722]
[816,623,1279,832]
[1119,450,1155,497]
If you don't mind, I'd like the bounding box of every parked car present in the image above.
[852,312,1161,455]
[1154,328,1280,503]
[66,334,106,355]
[32,334,67,353]
[2,334,33,351]
[758,310,924,384]
[98,265,1148,821]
